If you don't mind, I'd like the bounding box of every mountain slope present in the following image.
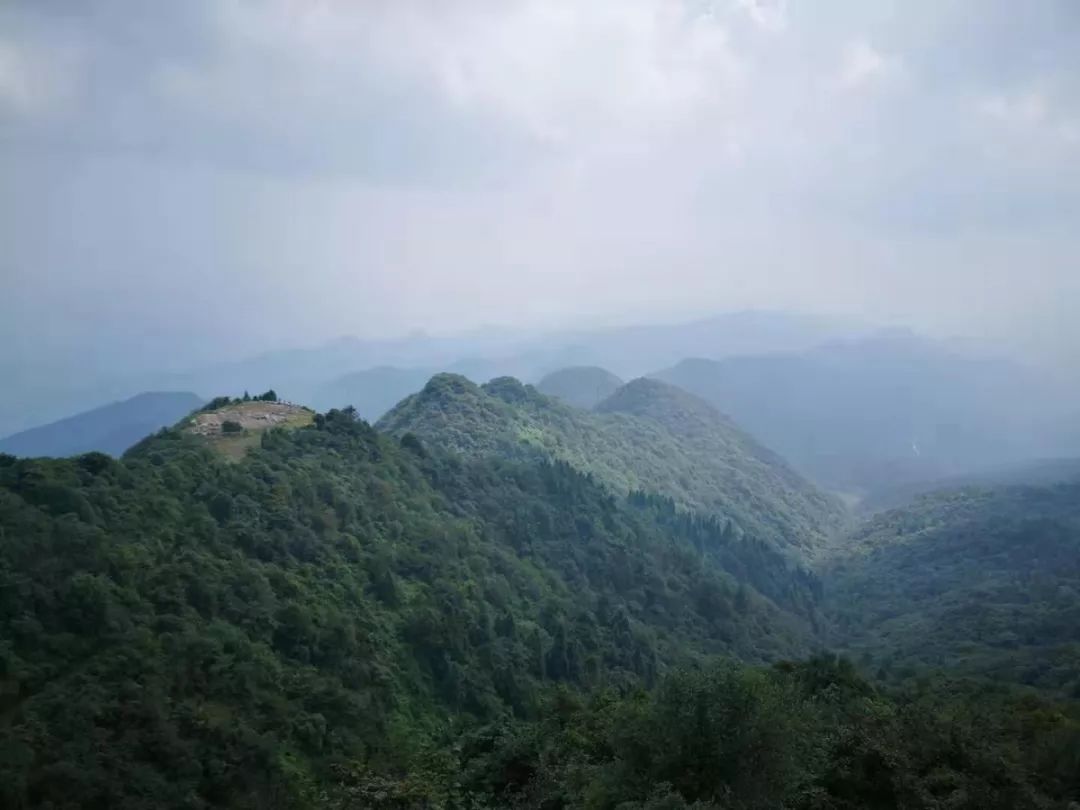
[3,408,1078,807]
[0,391,203,458]
[378,374,846,557]
[824,481,1080,695]
[653,331,1076,495]
[536,366,624,409]
[0,406,821,807]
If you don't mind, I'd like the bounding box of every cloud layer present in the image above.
[1,0,1078,371]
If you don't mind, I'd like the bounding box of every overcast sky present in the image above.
[2,0,1078,373]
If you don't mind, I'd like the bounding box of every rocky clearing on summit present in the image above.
[185,401,313,459]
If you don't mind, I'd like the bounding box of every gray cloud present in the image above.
[1,0,1078,376]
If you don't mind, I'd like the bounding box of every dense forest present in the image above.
[1,397,1079,807]
[378,374,845,558]
[825,483,1080,695]
[0,407,829,807]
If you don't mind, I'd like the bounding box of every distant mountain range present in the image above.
[378,373,846,558]
[653,330,1077,497]
[536,366,624,409]
[0,310,862,438]
[856,456,1080,513]
[0,391,203,458]
[6,316,1078,506]
[310,358,527,421]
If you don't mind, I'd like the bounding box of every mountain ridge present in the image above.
[0,391,204,458]
[379,373,847,558]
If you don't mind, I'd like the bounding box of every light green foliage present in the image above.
[378,375,846,558]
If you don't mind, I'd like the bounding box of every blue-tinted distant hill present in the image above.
[0,310,862,438]
[654,330,1078,497]
[536,366,624,409]
[0,391,203,458]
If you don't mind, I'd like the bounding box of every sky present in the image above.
[2,0,1078,375]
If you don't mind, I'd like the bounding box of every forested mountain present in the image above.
[825,482,1080,695]
[0,391,203,458]
[378,374,846,558]
[0,405,821,807]
[536,366,624,409]
[654,331,1076,496]
[2,408,1078,808]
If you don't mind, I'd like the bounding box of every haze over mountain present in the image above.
[654,330,1078,497]
[0,310,863,439]
[857,456,1080,514]
[310,356,555,421]
[536,366,625,409]
[0,391,203,458]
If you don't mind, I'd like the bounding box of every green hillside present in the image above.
[0,407,827,807]
[824,482,1080,695]
[3,411,1078,807]
[378,374,847,558]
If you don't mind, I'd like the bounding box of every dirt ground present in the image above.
[184,401,313,460]
[187,402,310,436]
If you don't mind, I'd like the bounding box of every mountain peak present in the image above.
[379,369,845,556]
[536,366,624,409]
[482,376,545,406]
[421,372,480,396]
[597,377,721,427]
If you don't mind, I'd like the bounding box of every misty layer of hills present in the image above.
[1,311,857,438]
[536,365,625,409]
[10,313,1076,509]
[0,391,203,458]
[654,330,1078,496]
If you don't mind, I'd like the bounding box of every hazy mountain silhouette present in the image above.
[0,391,203,458]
